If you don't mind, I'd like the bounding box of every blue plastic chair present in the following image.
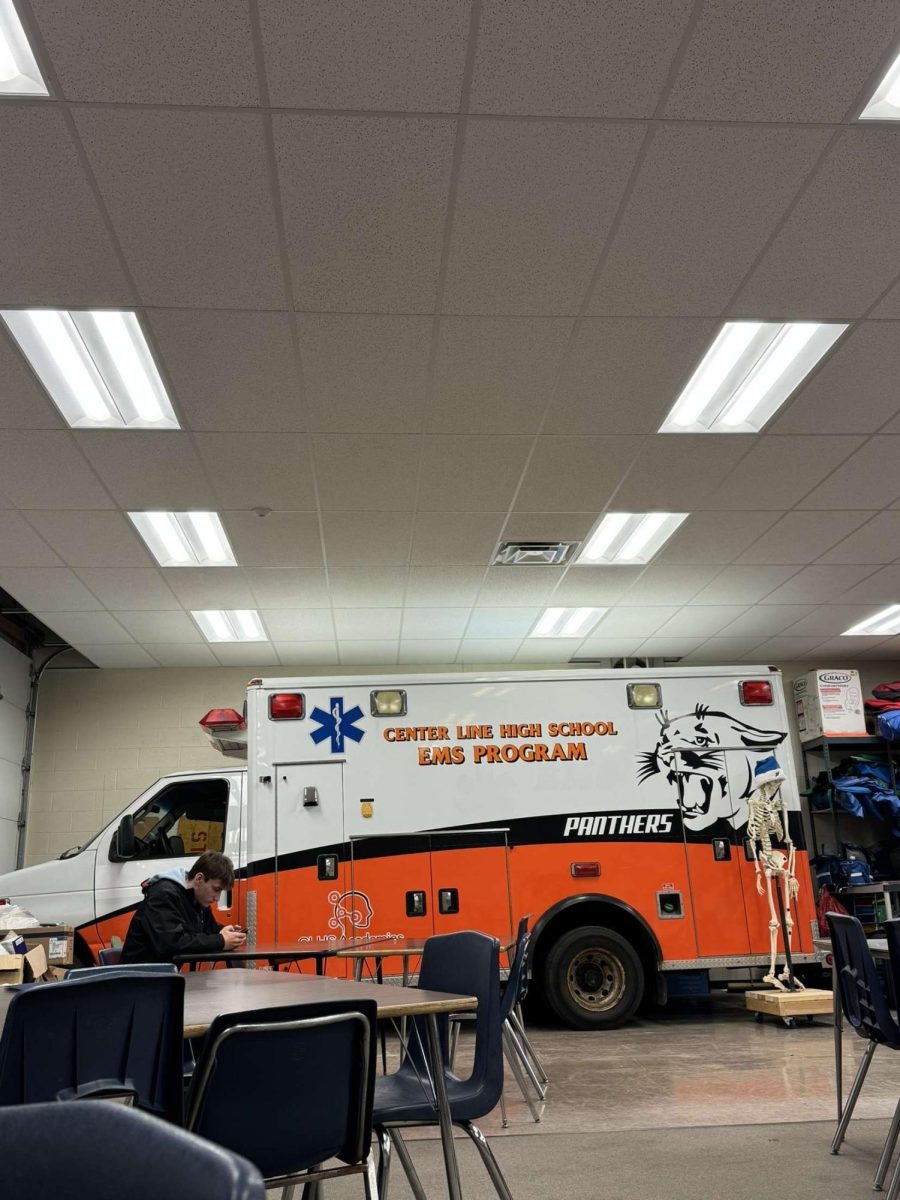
[0,971,185,1121]
[827,912,900,1183]
[186,999,378,1198]
[373,931,512,1200]
[0,1100,265,1200]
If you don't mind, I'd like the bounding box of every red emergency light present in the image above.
[570,862,600,878]
[199,708,246,732]
[739,680,774,705]
[269,692,304,720]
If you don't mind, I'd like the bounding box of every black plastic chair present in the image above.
[827,912,900,1182]
[186,999,378,1198]
[498,925,545,1124]
[373,930,512,1200]
[98,946,122,965]
[0,1100,265,1200]
[0,971,185,1121]
[67,961,178,979]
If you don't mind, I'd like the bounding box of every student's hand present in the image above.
[222,926,247,950]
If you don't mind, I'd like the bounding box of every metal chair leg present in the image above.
[511,1004,548,1084]
[462,1122,514,1200]
[363,1152,380,1200]
[875,1096,900,1190]
[390,1131,428,1200]
[449,1017,461,1066]
[832,1039,877,1154]
[377,1127,392,1200]
[499,1079,508,1128]
[505,1018,546,1100]
[887,1144,900,1200]
[502,1026,541,1122]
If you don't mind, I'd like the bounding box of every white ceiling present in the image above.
[2,0,900,669]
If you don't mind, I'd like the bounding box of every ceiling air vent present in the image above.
[493,541,579,566]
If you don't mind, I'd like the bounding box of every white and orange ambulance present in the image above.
[0,665,819,1028]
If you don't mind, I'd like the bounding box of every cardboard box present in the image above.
[0,944,47,986]
[176,817,225,856]
[793,669,866,742]
[23,924,74,966]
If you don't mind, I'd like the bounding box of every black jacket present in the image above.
[120,877,224,964]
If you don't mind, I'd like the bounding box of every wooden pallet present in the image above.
[745,987,833,1024]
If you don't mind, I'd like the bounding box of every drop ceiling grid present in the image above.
[0,2,899,666]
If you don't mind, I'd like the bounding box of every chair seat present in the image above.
[374,1055,498,1125]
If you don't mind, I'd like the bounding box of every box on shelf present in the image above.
[23,925,74,966]
[0,943,48,986]
[793,669,867,742]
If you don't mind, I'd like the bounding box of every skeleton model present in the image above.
[746,758,804,992]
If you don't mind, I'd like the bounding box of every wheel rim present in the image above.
[565,946,627,1013]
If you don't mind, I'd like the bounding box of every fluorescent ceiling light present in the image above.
[0,0,48,95]
[859,50,900,120]
[842,605,900,637]
[192,610,267,643]
[530,607,606,639]
[577,513,688,565]
[659,321,847,434]
[1,309,179,429]
[129,512,236,567]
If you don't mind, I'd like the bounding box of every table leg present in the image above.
[376,959,387,1074]
[832,952,843,1121]
[426,1012,462,1200]
[316,956,324,977]
[354,957,364,982]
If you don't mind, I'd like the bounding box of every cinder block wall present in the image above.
[22,658,900,866]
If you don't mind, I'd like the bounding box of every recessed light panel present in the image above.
[577,513,688,565]
[129,512,236,567]
[842,605,900,637]
[530,607,606,639]
[659,321,847,434]
[859,51,900,120]
[0,0,48,95]
[1,309,179,429]
[192,610,267,643]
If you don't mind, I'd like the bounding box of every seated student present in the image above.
[121,850,246,964]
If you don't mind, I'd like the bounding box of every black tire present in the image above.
[544,925,644,1030]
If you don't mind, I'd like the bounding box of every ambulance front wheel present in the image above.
[544,926,644,1030]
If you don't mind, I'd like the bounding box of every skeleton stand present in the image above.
[747,780,804,992]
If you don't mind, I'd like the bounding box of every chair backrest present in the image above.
[98,946,122,965]
[0,972,185,1120]
[501,930,531,1021]
[0,1101,265,1200]
[67,962,178,980]
[186,999,377,1180]
[827,913,900,1045]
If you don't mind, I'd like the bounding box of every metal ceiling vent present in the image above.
[492,541,579,566]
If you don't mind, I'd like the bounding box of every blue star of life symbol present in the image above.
[310,696,365,754]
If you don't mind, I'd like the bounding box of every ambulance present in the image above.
[0,665,819,1029]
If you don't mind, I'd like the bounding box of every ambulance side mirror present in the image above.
[110,814,137,862]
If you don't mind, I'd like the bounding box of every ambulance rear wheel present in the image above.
[545,926,644,1030]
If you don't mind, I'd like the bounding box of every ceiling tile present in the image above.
[570,636,643,659]
[0,568,102,612]
[194,434,315,511]
[808,636,893,660]
[36,611,134,644]
[759,565,879,605]
[148,311,304,433]
[25,511,150,568]
[666,0,900,120]
[261,610,334,641]
[514,639,585,663]
[591,607,679,637]
[689,566,799,606]
[653,607,750,638]
[701,437,863,511]
[78,645,159,668]
[258,0,470,110]
[737,511,874,565]
[160,568,256,610]
[322,513,414,567]
[611,436,749,511]
[74,108,285,308]
[830,565,900,606]
[796,438,900,510]
[334,609,403,640]
[32,0,258,104]
[143,643,220,667]
[223,512,323,568]
[0,432,112,510]
[750,636,832,660]
[733,130,900,318]
[398,640,462,664]
[410,512,505,567]
[210,643,280,668]
[636,636,705,658]
[0,106,132,306]
[405,567,485,607]
[327,568,407,608]
[113,611,201,643]
[443,120,644,314]
[273,642,341,667]
[475,566,563,607]
[775,604,884,637]
[465,608,540,638]
[428,317,573,435]
[718,605,818,637]
[502,512,598,543]
[819,512,900,565]
[337,640,400,666]
[418,436,532,512]
[682,637,769,662]
[313,436,420,511]
[274,115,454,312]
[589,124,831,316]
[401,608,471,639]
[457,639,523,663]
[552,566,644,606]
[548,318,718,434]
[471,0,693,117]
[298,315,431,435]
[0,328,63,429]
[872,280,900,319]
[0,513,62,567]
[75,432,216,510]
[770,323,900,435]
[73,568,180,611]
[513,437,640,512]
[245,569,330,609]
[653,511,783,566]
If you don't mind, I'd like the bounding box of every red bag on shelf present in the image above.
[816,886,849,937]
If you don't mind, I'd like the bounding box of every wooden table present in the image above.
[337,935,517,984]
[175,936,391,974]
